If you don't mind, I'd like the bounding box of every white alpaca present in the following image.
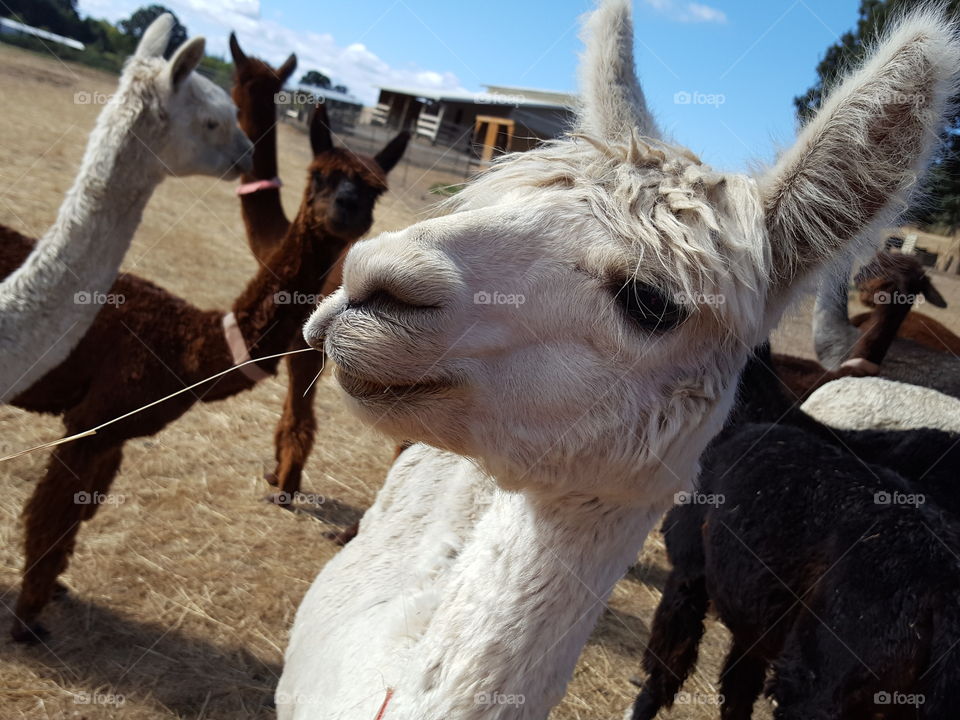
[0,14,252,401]
[279,3,959,718]
[802,376,960,433]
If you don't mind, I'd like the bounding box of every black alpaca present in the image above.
[631,345,960,720]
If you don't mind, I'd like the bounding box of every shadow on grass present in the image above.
[0,581,280,718]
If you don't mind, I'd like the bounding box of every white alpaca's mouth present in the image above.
[334,366,454,402]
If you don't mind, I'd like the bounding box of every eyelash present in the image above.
[611,280,687,332]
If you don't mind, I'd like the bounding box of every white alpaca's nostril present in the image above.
[303,288,347,350]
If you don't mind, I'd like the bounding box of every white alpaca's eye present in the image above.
[612,280,687,332]
[206,120,219,130]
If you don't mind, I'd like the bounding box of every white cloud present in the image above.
[644,0,728,24]
[77,0,467,104]
[682,3,727,23]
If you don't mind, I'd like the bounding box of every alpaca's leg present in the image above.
[718,639,766,720]
[630,572,709,720]
[266,340,321,505]
[12,441,123,642]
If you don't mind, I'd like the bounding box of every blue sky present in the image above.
[76,0,861,171]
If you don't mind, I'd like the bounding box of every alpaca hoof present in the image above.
[264,470,280,487]
[10,619,49,644]
[323,524,359,546]
[262,492,293,509]
[52,581,70,600]
[628,692,658,720]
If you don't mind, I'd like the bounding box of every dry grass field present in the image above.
[0,43,958,720]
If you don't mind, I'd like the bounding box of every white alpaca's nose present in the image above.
[342,230,463,312]
[303,288,347,350]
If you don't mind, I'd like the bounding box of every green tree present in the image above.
[300,70,331,89]
[795,0,960,232]
[118,4,187,58]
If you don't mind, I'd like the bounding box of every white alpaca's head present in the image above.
[125,14,253,179]
[305,1,958,500]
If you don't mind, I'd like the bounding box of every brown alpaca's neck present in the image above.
[240,189,290,258]
[239,104,289,254]
[230,213,351,372]
[848,301,912,365]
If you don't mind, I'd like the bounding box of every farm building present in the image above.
[276,84,364,133]
[884,226,960,274]
[371,84,575,155]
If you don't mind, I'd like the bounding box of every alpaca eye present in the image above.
[206,120,218,130]
[612,280,687,332]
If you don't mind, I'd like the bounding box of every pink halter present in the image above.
[236,177,282,196]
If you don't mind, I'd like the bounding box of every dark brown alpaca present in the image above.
[229,36,389,505]
[2,106,408,642]
[849,251,957,357]
[230,33,296,261]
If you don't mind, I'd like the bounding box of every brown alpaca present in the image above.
[230,33,297,261]
[229,36,387,504]
[850,251,957,356]
[766,255,948,402]
[2,106,408,642]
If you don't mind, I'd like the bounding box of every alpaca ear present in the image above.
[577,0,659,141]
[278,53,298,84]
[228,32,246,67]
[375,131,410,174]
[760,10,960,291]
[310,104,334,156]
[135,13,174,59]
[922,277,948,308]
[169,36,206,90]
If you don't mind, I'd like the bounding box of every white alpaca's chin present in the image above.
[331,364,470,450]
[333,365,456,403]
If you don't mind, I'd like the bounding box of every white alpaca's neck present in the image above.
[0,65,165,400]
[812,255,858,370]
[392,485,665,720]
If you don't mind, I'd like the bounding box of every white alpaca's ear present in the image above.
[578,0,659,140]
[135,13,174,59]
[760,9,960,289]
[169,37,206,90]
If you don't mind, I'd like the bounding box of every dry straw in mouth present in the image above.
[0,348,316,463]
